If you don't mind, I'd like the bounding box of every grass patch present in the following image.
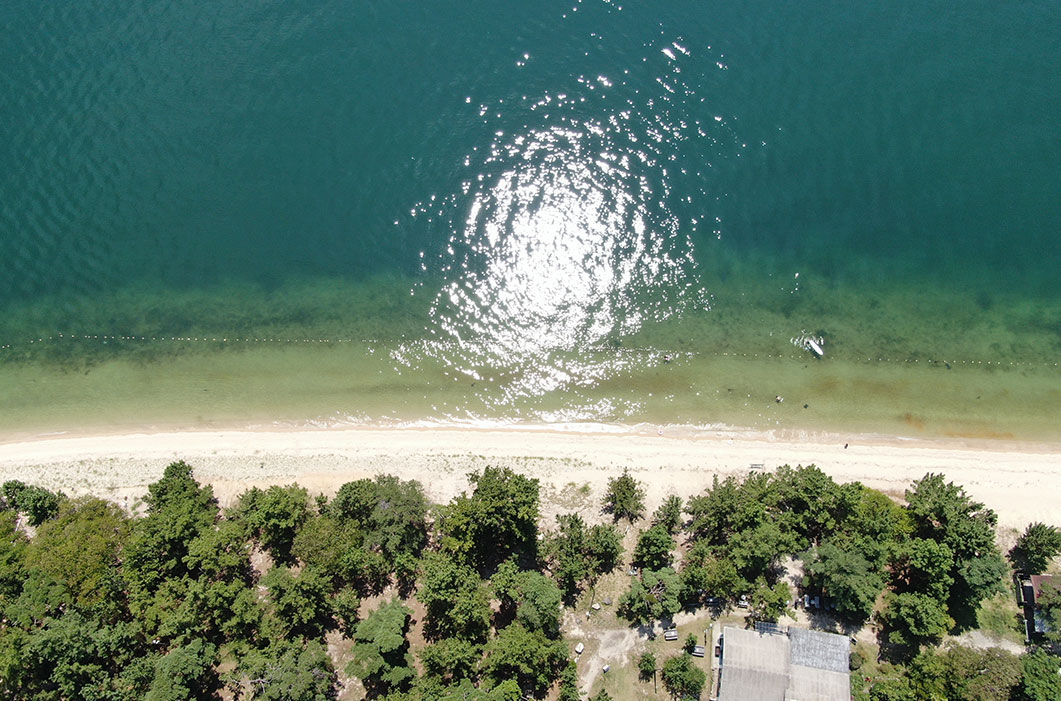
[975,592,1024,644]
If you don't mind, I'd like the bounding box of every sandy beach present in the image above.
[0,424,1057,531]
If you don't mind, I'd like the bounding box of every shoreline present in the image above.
[0,423,1057,531]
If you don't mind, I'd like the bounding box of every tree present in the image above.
[558,661,580,701]
[0,509,27,604]
[661,653,707,699]
[14,612,151,700]
[439,467,540,573]
[686,474,774,545]
[905,473,1006,618]
[348,599,415,696]
[619,569,681,624]
[803,541,884,622]
[513,571,562,637]
[262,566,334,639]
[844,487,913,567]
[591,690,614,701]
[772,465,852,547]
[330,475,428,562]
[1037,580,1061,645]
[123,464,218,601]
[725,521,792,583]
[228,639,335,701]
[638,651,657,681]
[680,541,742,606]
[420,638,482,684]
[25,497,130,611]
[937,644,1021,701]
[749,580,791,623]
[233,485,309,564]
[1018,648,1061,701]
[1,481,62,526]
[653,495,684,534]
[479,623,566,696]
[603,469,645,522]
[634,524,675,571]
[543,514,622,602]
[683,633,698,654]
[878,592,953,647]
[1010,522,1061,574]
[418,552,492,641]
[887,537,954,602]
[145,638,218,701]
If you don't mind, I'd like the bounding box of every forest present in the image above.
[0,461,1058,700]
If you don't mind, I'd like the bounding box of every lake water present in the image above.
[2,1,1059,439]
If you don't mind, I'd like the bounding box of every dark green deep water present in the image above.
[1,1,1059,436]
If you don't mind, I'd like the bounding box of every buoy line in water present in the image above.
[0,333,1058,369]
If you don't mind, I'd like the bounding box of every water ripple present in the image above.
[405,33,741,414]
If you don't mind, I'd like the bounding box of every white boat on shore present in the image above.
[791,331,825,358]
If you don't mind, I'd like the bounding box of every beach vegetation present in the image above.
[1010,522,1061,574]
[1,481,63,526]
[602,468,645,522]
[231,484,309,565]
[0,462,1049,699]
[439,466,540,574]
[652,494,684,534]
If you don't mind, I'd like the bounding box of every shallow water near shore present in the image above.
[2,1,1059,440]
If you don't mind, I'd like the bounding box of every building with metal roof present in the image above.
[716,625,850,701]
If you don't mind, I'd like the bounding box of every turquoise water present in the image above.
[2,1,1059,436]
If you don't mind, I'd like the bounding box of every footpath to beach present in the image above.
[0,425,1057,531]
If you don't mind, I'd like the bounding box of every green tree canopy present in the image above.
[879,591,953,647]
[653,495,684,534]
[1018,648,1061,701]
[439,467,540,573]
[479,623,566,696]
[634,524,675,571]
[232,484,309,564]
[229,639,335,701]
[144,638,218,701]
[1,481,63,526]
[904,473,1006,619]
[619,568,681,624]
[330,475,428,562]
[680,540,742,606]
[542,513,622,602]
[1010,522,1061,574]
[803,541,884,622]
[262,566,334,640]
[348,599,415,696]
[123,463,218,601]
[661,653,707,700]
[419,552,492,642]
[25,497,130,612]
[420,637,482,684]
[638,650,657,680]
[602,469,645,522]
[750,580,792,623]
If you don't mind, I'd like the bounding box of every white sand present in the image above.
[0,425,1057,530]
